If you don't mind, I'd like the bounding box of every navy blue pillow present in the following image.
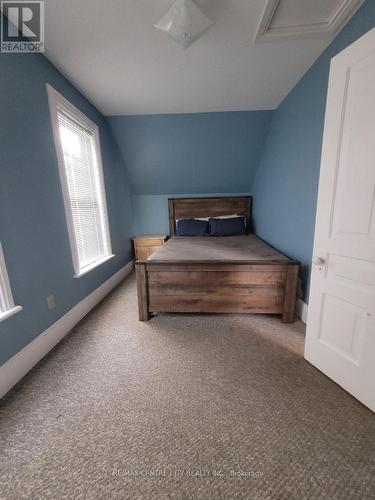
[209,217,247,236]
[176,218,209,236]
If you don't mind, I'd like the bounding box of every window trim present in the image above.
[46,84,114,278]
[0,242,22,323]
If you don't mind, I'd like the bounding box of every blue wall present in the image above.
[0,53,133,366]
[109,111,273,195]
[109,111,272,236]
[252,0,375,302]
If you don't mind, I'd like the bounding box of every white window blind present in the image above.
[47,85,113,277]
[0,242,22,321]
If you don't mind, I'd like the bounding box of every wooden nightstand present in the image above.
[133,235,168,261]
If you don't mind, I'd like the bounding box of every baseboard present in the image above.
[296,299,308,324]
[0,260,134,399]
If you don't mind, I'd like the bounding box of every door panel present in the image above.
[305,28,375,412]
[327,254,375,291]
[318,294,366,364]
[331,54,375,240]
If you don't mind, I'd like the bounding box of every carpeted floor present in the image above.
[0,273,374,500]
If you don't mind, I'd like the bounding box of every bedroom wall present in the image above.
[0,52,134,366]
[108,111,273,234]
[252,0,375,303]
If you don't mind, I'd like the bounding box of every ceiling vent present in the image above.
[254,0,365,42]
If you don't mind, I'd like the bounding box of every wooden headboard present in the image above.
[168,196,252,236]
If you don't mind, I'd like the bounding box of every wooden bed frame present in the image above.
[135,196,299,323]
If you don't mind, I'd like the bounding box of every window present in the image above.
[47,85,113,278]
[0,242,22,322]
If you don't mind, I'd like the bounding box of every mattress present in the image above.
[148,235,289,262]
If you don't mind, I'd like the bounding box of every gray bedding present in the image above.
[148,235,289,262]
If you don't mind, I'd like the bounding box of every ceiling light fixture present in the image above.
[153,0,214,48]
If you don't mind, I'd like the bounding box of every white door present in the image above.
[305,27,375,413]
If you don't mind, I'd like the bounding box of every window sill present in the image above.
[74,254,115,279]
[0,305,23,323]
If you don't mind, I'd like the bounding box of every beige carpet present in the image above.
[0,273,374,500]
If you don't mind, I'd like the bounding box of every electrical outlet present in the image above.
[47,295,55,310]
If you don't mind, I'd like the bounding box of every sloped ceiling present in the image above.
[41,1,364,195]
[43,0,362,115]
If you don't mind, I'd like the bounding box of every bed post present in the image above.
[282,263,299,323]
[168,199,176,236]
[136,263,150,321]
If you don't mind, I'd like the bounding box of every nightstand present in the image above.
[132,235,168,261]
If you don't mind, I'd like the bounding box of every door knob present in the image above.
[312,256,326,266]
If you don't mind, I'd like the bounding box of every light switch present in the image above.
[47,295,55,309]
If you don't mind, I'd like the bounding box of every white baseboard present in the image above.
[296,299,308,324]
[0,261,134,399]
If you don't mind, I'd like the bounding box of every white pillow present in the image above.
[176,214,239,222]
[214,214,240,220]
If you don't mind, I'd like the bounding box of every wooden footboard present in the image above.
[136,261,299,323]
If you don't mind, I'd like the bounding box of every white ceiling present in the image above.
[43,0,362,115]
